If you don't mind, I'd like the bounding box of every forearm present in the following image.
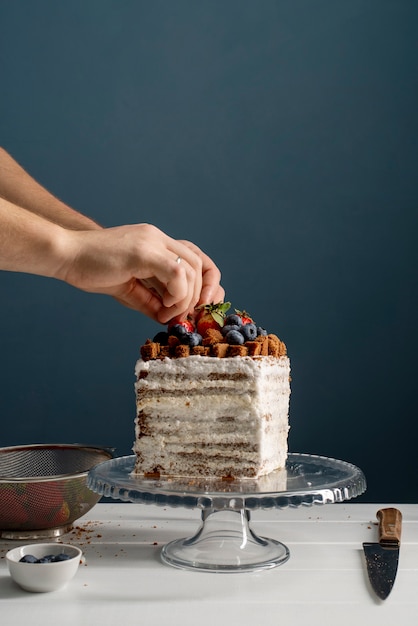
[0,147,100,231]
[0,148,225,321]
[0,197,68,278]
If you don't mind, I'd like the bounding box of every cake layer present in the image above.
[133,355,290,479]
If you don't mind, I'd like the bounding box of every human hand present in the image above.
[58,224,224,323]
[178,240,224,306]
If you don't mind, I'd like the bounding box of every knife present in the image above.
[363,507,402,600]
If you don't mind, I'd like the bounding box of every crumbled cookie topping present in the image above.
[140,302,287,360]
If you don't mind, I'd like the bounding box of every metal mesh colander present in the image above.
[0,444,113,539]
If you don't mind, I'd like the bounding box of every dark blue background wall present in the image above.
[1,1,417,502]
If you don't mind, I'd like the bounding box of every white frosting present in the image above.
[133,355,290,478]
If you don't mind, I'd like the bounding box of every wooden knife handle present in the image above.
[377,507,402,546]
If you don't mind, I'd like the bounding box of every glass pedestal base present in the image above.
[161,508,290,572]
[88,453,366,573]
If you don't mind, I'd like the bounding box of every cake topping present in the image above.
[195,301,231,335]
[168,318,195,334]
[140,302,287,361]
[234,309,254,325]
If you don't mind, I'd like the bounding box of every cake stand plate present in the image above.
[88,454,366,573]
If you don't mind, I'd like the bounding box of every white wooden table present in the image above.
[0,503,417,625]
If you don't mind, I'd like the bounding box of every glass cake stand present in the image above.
[88,453,366,573]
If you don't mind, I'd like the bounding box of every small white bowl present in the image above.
[6,543,82,592]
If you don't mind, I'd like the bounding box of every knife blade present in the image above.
[363,507,402,600]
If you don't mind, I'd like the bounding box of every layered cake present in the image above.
[133,303,290,479]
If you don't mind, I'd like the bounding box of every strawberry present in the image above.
[195,302,231,336]
[168,317,195,334]
[28,482,64,511]
[0,490,29,526]
[235,309,254,325]
[50,501,70,526]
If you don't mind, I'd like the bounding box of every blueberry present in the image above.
[53,553,71,562]
[221,324,241,337]
[224,314,242,327]
[185,332,202,348]
[153,331,169,344]
[38,555,54,563]
[225,330,245,345]
[20,554,38,563]
[170,324,189,340]
[240,323,257,341]
[257,326,268,336]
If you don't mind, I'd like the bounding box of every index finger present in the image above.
[179,241,224,307]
